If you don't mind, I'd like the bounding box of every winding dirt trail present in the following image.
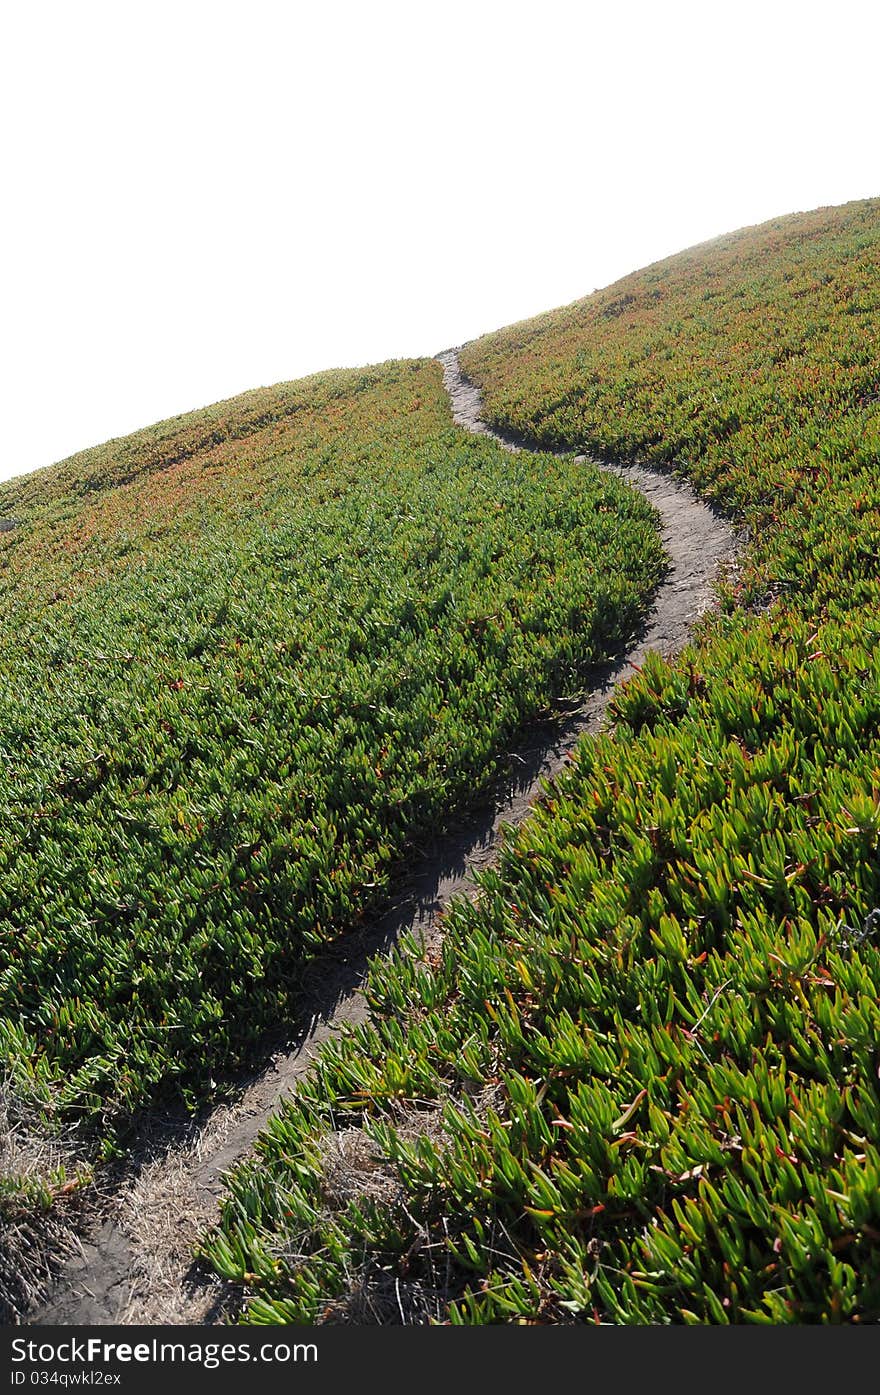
[27,351,736,1327]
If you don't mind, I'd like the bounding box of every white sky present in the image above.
[2,0,878,483]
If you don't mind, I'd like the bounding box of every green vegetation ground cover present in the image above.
[203,198,880,1323]
[0,359,663,1141]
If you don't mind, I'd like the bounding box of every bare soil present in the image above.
[25,350,736,1326]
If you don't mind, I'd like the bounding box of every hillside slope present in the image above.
[0,353,665,1311]
[204,199,880,1324]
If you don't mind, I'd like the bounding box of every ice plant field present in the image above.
[0,363,663,1147]
[203,198,880,1323]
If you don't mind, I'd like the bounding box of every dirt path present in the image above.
[27,350,736,1327]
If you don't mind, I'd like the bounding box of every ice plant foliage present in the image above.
[203,199,880,1323]
[0,360,662,1129]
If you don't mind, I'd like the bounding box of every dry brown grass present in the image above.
[114,1102,250,1325]
[314,1119,452,1325]
[300,1088,506,1325]
[0,1084,89,1322]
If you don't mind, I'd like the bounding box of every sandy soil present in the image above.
[26,350,736,1326]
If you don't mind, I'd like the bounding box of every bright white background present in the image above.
[2,0,878,482]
